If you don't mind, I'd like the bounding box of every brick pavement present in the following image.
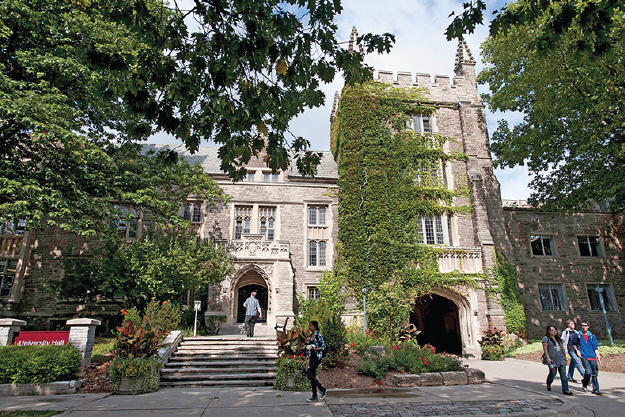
[328,398,565,416]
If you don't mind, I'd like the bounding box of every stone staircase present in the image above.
[160,335,278,387]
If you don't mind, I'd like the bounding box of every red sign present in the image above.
[13,331,70,346]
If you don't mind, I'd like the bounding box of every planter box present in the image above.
[0,380,82,396]
[116,376,158,395]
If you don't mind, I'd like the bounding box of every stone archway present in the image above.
[410,288,474,355]
[230,264,272,323]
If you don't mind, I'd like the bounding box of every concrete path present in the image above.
[0,358,623,416]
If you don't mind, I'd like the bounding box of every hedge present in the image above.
[0,344,81,384]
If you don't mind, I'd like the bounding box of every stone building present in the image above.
[0,39,622,353]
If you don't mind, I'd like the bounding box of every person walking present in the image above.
[243,291,262,337]
[305,320,327,402]
[561,320,584,383]
[575,322,602,395]
[542,325,572,395]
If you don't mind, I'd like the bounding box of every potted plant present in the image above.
[109,303,179,394]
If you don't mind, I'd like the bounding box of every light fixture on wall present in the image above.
[275,288,280,294]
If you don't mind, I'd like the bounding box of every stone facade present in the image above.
[502,203,624,339]
[0,40,622,354]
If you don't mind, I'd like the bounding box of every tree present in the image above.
[478,3,625,212]
[447,1,625,56]
[1,0,394,184]
[53,227,234,309]
[1,0,228,234]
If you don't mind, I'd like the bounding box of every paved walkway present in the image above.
[0,358,623,416]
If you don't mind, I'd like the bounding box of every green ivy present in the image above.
[487,249,527,338]
[331,81,481,333]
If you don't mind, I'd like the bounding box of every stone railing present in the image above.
[227,234,290,260]
[437,247,483,273]
[0,235,23,257]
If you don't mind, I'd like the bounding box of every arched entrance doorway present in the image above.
[411,293,462,355]
[233,267,269,323]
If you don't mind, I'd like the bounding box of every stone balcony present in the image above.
[227,234,290,260]
[437,247,483,273]
[0,235,23,257]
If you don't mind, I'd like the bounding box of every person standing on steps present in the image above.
[575,322,602,395]
[306,320,328,403]
[561,320,584,383]
[542,325,573,395]
[243,291,262,337]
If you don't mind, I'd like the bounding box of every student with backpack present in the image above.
[561,320,584,382]
[574,322,602,395]
[305,320,328,402]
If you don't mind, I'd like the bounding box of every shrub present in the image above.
[109,357,161,394]
[320,313,348,367]
[479,326,513,360]
[0,345,81,384]
[142,300,182,334]
[347,326,389,355]
[274,354,310,391]
[357,352,394,381]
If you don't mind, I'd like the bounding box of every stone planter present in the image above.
[116,375,158,395]
[111,359,161,395]
[390,369,485,387]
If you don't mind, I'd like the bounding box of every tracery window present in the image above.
[407,114,433,134]
[1,219,27,236]
[259,207,276,240]
[183,202,202,223]
[111,204,139,239]
[234,206,252,239]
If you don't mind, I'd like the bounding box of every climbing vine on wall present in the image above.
[487,249,527,338]
[331,82,481,336]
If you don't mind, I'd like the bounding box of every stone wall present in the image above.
[503,208,624,338]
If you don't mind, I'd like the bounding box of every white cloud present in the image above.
[147,0,531,199]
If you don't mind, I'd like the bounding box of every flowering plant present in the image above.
[274,353,310,391]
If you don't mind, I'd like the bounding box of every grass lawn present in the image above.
[0,412,60,417]
[510,339,625,356]
[91,337,116,361]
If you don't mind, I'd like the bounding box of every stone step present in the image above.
[178,342,277,348]
[185,336,275,342]
[160,372,277,381]
[160,380,274,388]
[162,366,276,375]
[170,353,277,361]
[175,349,278,355]
[165,359,275,368]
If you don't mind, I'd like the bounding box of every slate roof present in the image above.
[143,144,338,179]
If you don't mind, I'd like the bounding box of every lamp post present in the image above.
[193,300,201,337]
[595,287,614,346]
[362,288,368,336]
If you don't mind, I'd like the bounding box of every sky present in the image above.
[149,0,531,200]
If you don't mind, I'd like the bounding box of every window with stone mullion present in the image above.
[0,258,17,298]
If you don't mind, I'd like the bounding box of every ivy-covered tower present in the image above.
[330,37,515,356]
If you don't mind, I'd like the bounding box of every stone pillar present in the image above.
[66,318,101,374]
[0,318,26,346]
